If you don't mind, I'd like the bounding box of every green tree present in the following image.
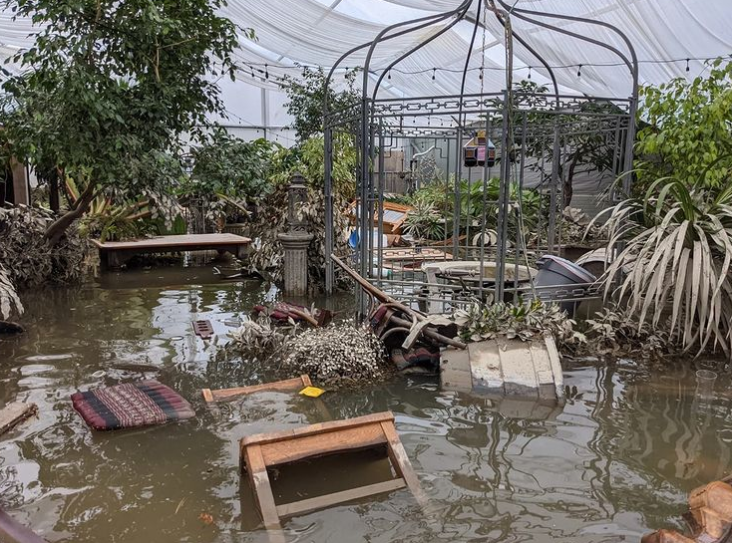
[491,81,624,207]
[282,66,360,142]
[1,0,244,243]
[635,58,732,190]
[187,129,279,208]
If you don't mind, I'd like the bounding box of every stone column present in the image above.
[278,231,314,296]
[278,172,313,296]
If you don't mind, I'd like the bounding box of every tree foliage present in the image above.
[283,66,360,142]
[187,130,280,208]
[1,0,242,241]
[635,58,732,190]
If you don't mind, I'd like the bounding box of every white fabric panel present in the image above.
[1,0,731,135]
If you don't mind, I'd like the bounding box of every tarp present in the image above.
[1,0,731,129]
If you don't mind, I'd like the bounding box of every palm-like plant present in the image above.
[597,174,732,356]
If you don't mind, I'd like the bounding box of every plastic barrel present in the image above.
[535,255,596,315]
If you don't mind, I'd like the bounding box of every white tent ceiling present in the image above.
[1,0,731,132]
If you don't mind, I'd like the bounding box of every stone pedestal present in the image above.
[278,232,314,296]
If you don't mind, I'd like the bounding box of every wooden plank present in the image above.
[91,233,251,249]
[240,412,394,448]
[275,478,406,519]
[260,424,387,467]
[380,422,421,492]
[0,508,48,543]
[201,389,214,403]
[203,376,311,403]
[0,403,37,437]
[244,445,281,530]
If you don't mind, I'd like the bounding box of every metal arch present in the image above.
[465,11,560,106]
[496,2,639,90]
[494,0,639,192]
[370,0,474,102]
[323,6,469,294]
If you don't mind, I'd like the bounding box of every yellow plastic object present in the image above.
[299,386,325,398]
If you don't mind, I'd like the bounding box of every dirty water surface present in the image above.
[1,264,731,542]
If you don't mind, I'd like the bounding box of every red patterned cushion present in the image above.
[71,380,195,431]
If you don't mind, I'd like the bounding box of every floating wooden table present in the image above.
[91,233,252,268]
[239,411,421,529]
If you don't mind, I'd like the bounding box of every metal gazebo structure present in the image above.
[323,0,638,315]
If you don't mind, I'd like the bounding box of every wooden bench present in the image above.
[239,411,420,529]
[202,375,312,403]
[91,233,251,268]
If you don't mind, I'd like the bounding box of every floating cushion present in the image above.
[71,380,195,431]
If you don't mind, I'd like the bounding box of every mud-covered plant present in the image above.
[0,205,87,288]
[595,174,732,356]
[0,265,23,320]
[453,299,583,346]
[281,321,389,385]
[229,317,294,362]
[582,307,670,358]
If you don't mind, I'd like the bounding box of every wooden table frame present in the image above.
[202,375,312,403]
[91,233,251,268]
[239,411,420,529]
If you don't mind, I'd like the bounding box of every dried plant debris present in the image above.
[0,205,87,288]
[281,321,390,386]
[561,206,605,245]
[228,317,294,361]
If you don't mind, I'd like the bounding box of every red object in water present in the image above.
[193,320,214,339]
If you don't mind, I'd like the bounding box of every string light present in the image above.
[527,66,532,80]
[577,64,582,77]
[432,68,436,80]
[264,64,269,79]
[479,67,483,80]
[686,58,690,72]
[388,69,391,80]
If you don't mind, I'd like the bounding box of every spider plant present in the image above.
[403,198,445,241]
[597,172,732,356]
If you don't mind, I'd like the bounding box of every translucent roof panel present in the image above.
[1,0,731,128]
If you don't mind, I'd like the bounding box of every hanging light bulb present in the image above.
[527,67,532,80]
[388,69,391,80]
[577,64,582,77]
[479,67,483,80]
[432,68,436,81]
[686,58,690,72]
[265,64,269,79]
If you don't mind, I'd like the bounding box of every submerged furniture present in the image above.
[441,334,565,403]
[421,261,538,314]
[91,233,251,268]
[643,478,732,543]
[202,375,313,403]
[239,411,420,529]
[0,508,48,543]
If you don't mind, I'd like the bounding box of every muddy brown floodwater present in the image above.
[2,262,732,542]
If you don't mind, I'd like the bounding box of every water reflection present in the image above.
[2,266,732,541]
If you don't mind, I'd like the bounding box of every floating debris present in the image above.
[0,402,38,437]
[281,321,389,385]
